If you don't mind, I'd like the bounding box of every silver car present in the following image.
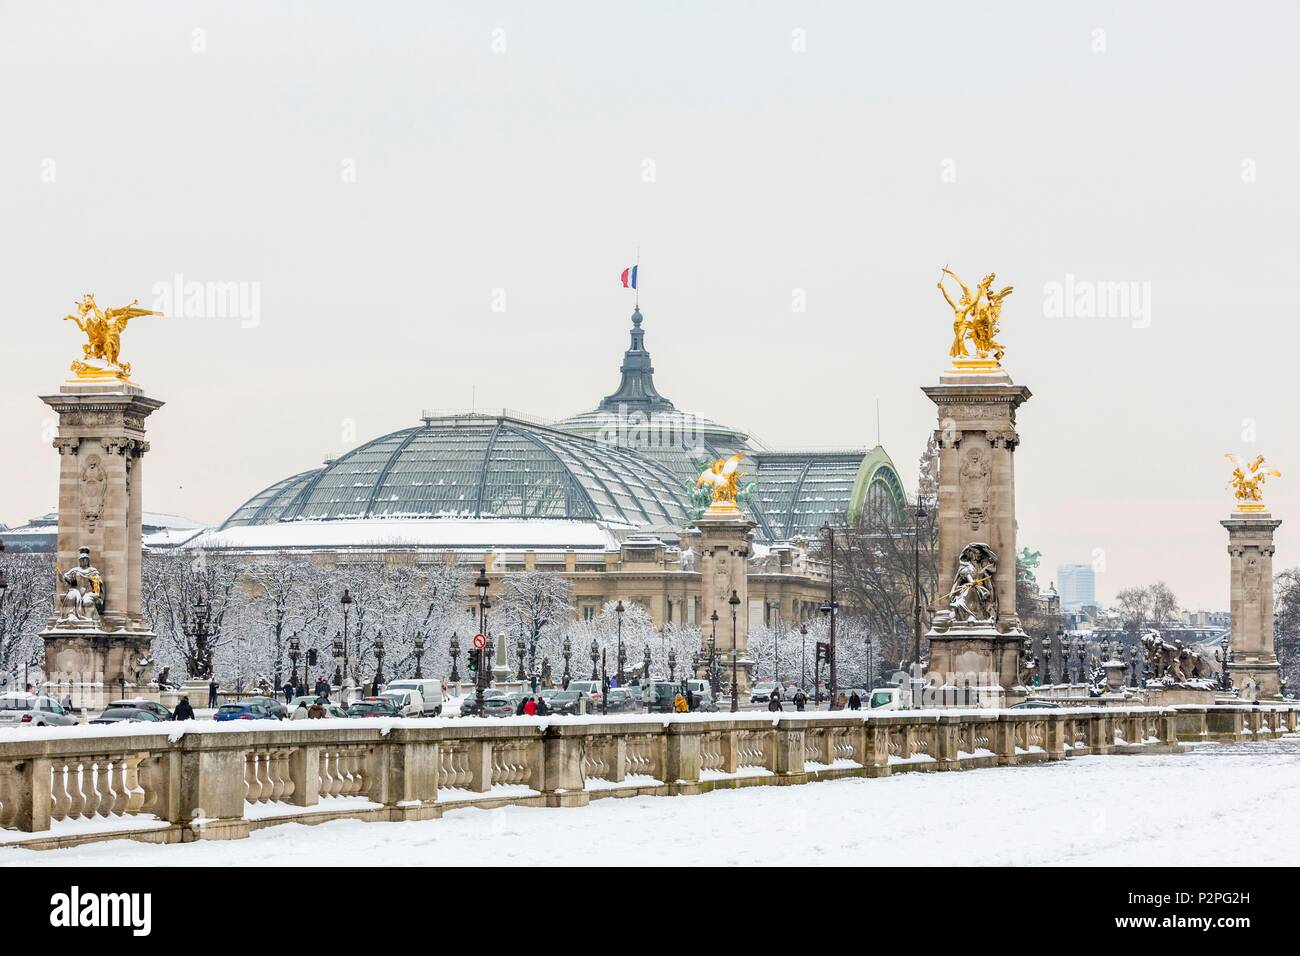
[0,693,79,727]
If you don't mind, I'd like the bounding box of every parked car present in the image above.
[566,680,603,709]
[378,689,424,717]
[347,698,401,718]
[644,681,685,713]
[214,701,280,722]
[384,679,444,715]
[0,693,79,727]
[605,688,638,713]
[458,689,508,717]
[1009,699,1061,710]
[541,689,584,715]
[245,695,288,719]
[90,706,167,725]
[108,698,172,720]
[750,682,779,704]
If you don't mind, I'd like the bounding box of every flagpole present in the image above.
[635,246,640,309]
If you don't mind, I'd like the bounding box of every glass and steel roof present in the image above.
[221,414,691,530]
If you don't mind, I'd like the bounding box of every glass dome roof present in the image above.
[221,413,691,530]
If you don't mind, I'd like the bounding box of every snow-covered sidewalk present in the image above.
[3,737,1296,866]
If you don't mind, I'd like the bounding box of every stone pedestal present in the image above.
[686,505,756,696]
[1222,511,1283,698]
[922,364,1031,704]
[37,380,162,704]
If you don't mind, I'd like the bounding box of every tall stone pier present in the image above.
[1222,511,1283,699]
[39,378,163,708]
[921,360,1031,706]
[687,506,755,696]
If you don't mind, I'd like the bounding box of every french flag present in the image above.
[620,265,638,289]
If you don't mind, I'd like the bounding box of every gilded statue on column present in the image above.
[937,267,1013,366]
[696,453,747,514]
[62,292,161,382]
[1225,453,1281,512]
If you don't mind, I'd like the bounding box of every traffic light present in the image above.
[307,648,318,667]
[467,648,480,673]
[815,642,831,665]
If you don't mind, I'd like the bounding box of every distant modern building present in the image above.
[1057,563,1097,611]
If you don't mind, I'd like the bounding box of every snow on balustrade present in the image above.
[0,705,1295,847]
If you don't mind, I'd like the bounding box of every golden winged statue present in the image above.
[63,292,161,382]
[696,452,747,513]
[1225,453,1281,512]
[938,267,1013,366]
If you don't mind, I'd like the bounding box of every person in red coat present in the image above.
[523,697,537,716]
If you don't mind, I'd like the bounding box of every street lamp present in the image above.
[474,566,491,717]
[373,633,385,693]
[668,647,676,682]
[449,632,460,683]
[413,632,425,679]
[516,630,527,681]
[331,632,343,689]
[709,610,720,702]
[339,588,353,701]
[643,644,652,683]
[1218,635,1233,692]
[589,638,599,681]
[911,504,927,706]
[288,634,301,688]
[820,524,841,708]
[729,590,740,713]
[182,595,214,681]
[615,600,626,687]
[561,634,572,688]
[800,622,807,691]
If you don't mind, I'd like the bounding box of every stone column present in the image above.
[39,380,163,708]
[1222,511,1283,698]
[691,509,756,695]
[921,367,1031,704]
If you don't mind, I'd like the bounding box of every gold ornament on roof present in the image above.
[1225,453,1281,513]
[62,292,161,382]
[937,267,1013,371]
[696,453,746,514]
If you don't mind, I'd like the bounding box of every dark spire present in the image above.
[598,307,675,412]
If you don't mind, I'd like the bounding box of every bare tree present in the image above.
[1274,568,1300,693]
[0,552,55,689]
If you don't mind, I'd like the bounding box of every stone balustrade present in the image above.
[0,704,1295,849]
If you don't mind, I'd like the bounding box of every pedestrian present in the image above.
[24,683,33,695]
[835,691,847,710]
[172,695,195,720]
[793,688,807,712]
[848,690,862,710]
[523,697,537,716]
[208,678,218,709]
[673,692,688,713]
[308,697,326,719]
[282,681,294,704]
[768,688,783,712]
[515,696,529,716]
[291,700,309,720]
[535,695,549,716]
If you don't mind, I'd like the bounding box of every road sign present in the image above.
[472,633,487,650]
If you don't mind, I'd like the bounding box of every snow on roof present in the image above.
[187,518,621,553]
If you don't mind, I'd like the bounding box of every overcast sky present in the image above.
[2,0,1297,608]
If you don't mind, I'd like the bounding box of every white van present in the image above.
[384,679,444,716]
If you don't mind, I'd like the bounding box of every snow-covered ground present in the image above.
[3,737,1296,866]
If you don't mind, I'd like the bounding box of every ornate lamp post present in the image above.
[729,590,741,713]
[413,632,425,679]
[615,600,626,687]
[373,633,385,694]
[474,566,491,717]
[709,610,720,702]
[449,632,460,683]
[911,504,927,702]
[800,622,807,691]
[600,649,609,716]
[589,638,599,681]
[516,630,527,681]
[1039,633,1052,684]
[331,632,343,690]
[820,524,842,708]
[668,648,677,682]
[339,587,354,701]
[642,644,652,683]
[1078,641,1088,686]
[183,595,215,681]
[1218,635,1234,692]
[561,634,572,689]
[288,634,301,688]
